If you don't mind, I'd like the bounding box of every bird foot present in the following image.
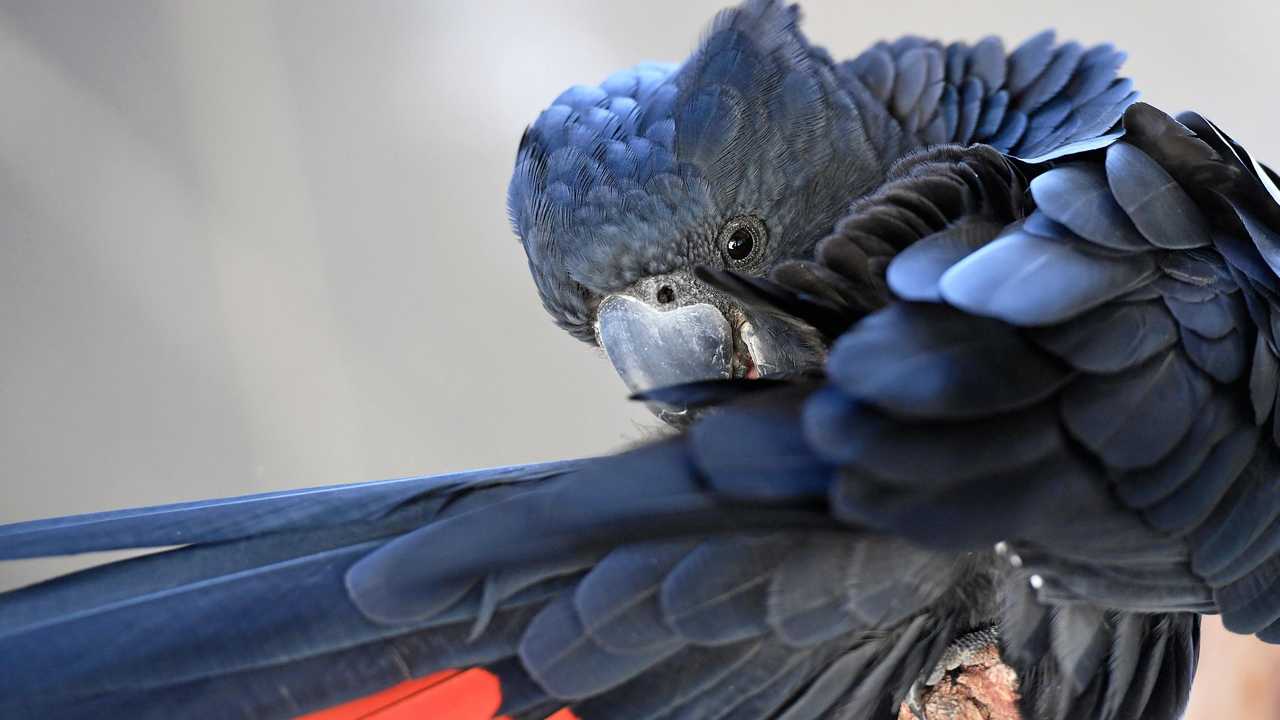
[902,626,1009,720]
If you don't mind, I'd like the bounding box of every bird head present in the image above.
[508,1,883,422]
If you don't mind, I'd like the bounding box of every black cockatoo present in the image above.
[3,3,1280,719]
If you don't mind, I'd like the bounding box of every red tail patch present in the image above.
[298,668,581,720]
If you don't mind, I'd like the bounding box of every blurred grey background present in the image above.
[1,3,1279,712]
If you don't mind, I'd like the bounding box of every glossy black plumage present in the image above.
[4,3,1278,720]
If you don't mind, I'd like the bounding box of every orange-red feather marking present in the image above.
[296,667,581,720]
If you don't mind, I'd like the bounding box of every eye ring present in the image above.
[717,215,767,267]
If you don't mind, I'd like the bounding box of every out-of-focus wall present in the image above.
[0,1,1277,715]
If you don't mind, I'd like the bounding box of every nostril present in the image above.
[656,285,675,305]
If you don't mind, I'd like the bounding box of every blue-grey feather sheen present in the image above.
[508,2,886,341]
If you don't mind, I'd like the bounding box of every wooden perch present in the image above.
[898,644,1021,720]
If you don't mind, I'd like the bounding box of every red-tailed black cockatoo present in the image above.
[4,2,1280,719]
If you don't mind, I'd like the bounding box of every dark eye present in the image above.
[718,216,766,267]
[726,228,753,260]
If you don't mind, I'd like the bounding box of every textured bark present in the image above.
[898,645,1021,720]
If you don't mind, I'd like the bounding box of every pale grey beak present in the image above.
[595,294,733,422]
